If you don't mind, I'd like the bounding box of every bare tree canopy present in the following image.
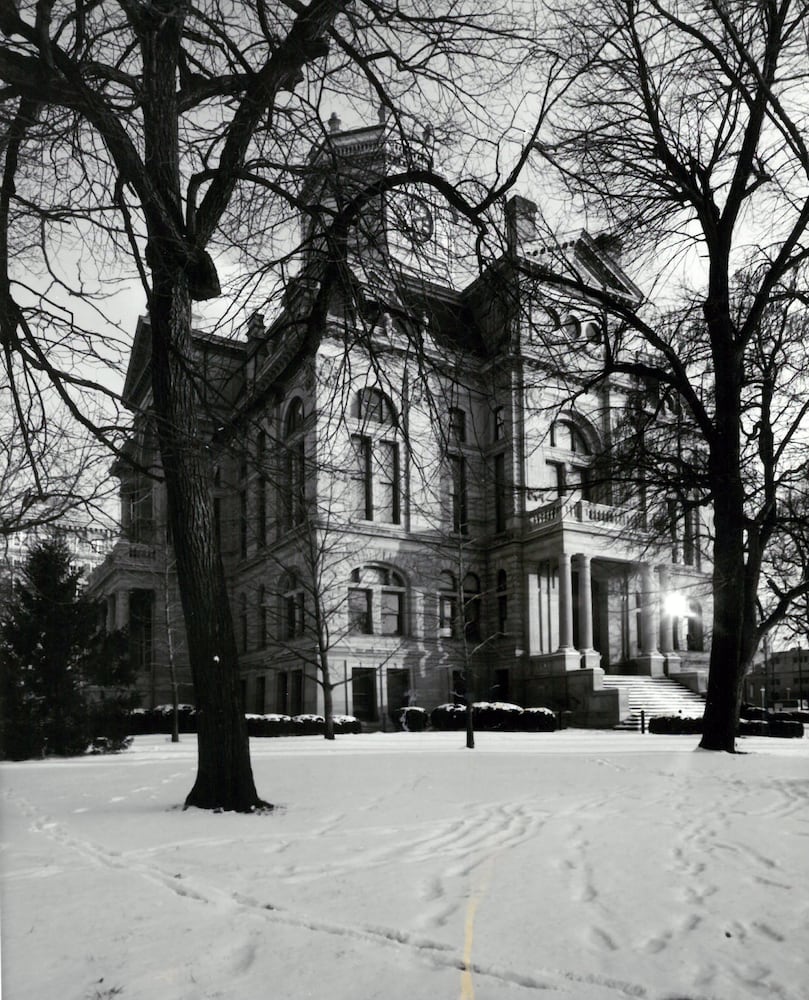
[525,0,809,750]
[0,0,545,805]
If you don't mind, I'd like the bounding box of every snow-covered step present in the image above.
[602,675,705,731]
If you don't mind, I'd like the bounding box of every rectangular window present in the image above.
[258,599,267,648]
[254,675,266,715]
[450,455,468,534]
[494,453,506,533]
[684,506,699,566]
[285,592,305,639]
[256,479,266,548]
[284,442,306,527]
[464,596,481,642]
[493,406,505,442]
[375,441,400,524]
[351,435,373,520]
[213,497,221,550]
[450,407,466,443]
[548,460,566,497]
[381,590,404,636]
[569,466,592,501]
[667,498,679,562]
[239,490,248,558]
[498,593,508,634]
[348,588,373,634]
[440,595,458,637]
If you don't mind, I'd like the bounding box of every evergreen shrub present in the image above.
[245,714,293,737]
[473,702,524,730]
[397,707,428,731]
[521,707,557,732]
[648,715,704,734]
[430,703,467,730]
[766,718,804,738]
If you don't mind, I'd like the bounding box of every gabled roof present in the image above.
[121,315,248,412]
[121,316,153,411]
[518,230,644,306]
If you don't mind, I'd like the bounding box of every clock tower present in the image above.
[300,111,459,288]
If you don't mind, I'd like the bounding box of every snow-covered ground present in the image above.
[2,731,807,1000]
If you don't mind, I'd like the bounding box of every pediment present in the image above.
[520,230,643,307]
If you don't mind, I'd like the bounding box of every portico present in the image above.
[525,551,682,677]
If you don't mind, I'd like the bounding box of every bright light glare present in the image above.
[665,593,689,618]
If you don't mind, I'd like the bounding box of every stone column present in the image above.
[577,554,601,669]
[638,563,664,676]
[558,552,574,650]
[527,570,540,655]
[115,588,130,630]
[657,564,681,675]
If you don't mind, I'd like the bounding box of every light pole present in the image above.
[760,686,765,711]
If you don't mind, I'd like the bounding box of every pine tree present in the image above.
[0,537,128,758]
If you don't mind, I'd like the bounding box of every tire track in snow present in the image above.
[4,788,656,999]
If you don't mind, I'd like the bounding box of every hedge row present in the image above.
[428,702,557,732]
[649,715,805,738]
[125,707,362,737]
[648,716,704,735]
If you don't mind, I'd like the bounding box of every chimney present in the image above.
[505,195,538,253]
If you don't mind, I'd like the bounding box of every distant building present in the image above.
[745,648,809,710]
[88,118,713,725]
[1,520,116,605]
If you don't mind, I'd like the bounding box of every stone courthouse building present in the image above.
[89,117,712,726]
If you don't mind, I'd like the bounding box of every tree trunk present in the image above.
[323,674,335,741]
[149,274,267,810]
[700,374,746,752]
[164,551,180,743]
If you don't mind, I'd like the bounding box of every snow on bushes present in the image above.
[397,707,429,732]
[429,702,556,732]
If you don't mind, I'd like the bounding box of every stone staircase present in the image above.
[601,675,706,731]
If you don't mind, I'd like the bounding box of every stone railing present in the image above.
[111,539,157,562]
[526,498,642,532]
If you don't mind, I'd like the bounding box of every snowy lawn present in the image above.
[2,730,808,1000]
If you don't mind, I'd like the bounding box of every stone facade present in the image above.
[89,119,713,726]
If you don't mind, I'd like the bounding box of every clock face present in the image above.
[391,195,434,245]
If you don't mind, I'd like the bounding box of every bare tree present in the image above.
[520,0,809,750]
[0,0,546,807]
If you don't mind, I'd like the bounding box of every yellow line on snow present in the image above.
[460,857,495,1000]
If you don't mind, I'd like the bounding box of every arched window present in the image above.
[550,419,591,455]
[356,387,395,426]
[351,391,400,524]
[285,398,304,435]
[283,398,306,528]
[561,312,601,343]
[348,565,407,636]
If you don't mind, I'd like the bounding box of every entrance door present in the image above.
[352,668,378,722]
[387,669,410,722]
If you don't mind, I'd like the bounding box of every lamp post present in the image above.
[760,686,766,711]
[764,633,771,710]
